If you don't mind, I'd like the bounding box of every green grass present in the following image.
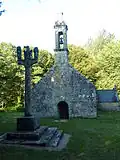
[1,112,120,160]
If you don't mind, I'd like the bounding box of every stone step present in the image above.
[0,127,64,148]
[39,127,58,146]
[21,127,58,146]
[47,130,64,147]
[35,126,48,136]
[6,126,48,141]
[2,140,25,144]
[0,133,7,140]
[7,132,40,141]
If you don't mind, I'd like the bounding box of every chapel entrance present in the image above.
[57,101,69,119]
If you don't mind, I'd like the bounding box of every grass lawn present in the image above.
[0,112,120,160]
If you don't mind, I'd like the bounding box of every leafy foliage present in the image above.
[69,30,120,93]
[0,42,23,108]
[32,49,54,86]
[0,1,5,16]
[1,29,120,110]
[94,40,120,90]
[0,43,54,109]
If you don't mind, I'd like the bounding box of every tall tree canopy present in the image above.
[0,43,54,109]
[1,29,120,110]
[0,1,5,16]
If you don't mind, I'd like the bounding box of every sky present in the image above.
[0,0,120,52]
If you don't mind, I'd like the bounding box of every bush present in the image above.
[0,107,6,112]
[16,105,24,112]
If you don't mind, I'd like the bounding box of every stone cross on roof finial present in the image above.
[57,12,64,22]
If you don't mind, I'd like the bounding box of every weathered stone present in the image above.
[48,130,63,147]
[0,125,70,149]
[0,133,7,140]
[0,133,71,151]
[19,127,58,146]
[16,46,39,131]
[2,140,24,144]
[31,62,97,118]
[17,116,40,131]
[39,127,57,146]
[35,126,48,135]
[31,17,97,119]
[0,126,64,147]
[21,139,41,145]
[6,126,48,142]
[7,132,40,141]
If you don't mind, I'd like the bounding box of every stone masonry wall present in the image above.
[31,51,97,118]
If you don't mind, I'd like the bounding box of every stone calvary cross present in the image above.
[16,46,40,131]
[0,45,67,149]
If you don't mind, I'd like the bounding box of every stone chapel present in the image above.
[31,15,97,119]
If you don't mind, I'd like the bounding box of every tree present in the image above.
[0,0,42,16]
[0,42,24,108]
[0,42,54,109]
[31,49,54,86]
[0,1,5,16]
[68,32,120,94]
[68,44,99,83]
[85,29,115,56]
[94,40,120,92]
[1,29,120,109]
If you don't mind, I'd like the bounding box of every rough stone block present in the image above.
[6,132,40,141]
[17,116,40,131]
[48,130,63,147]
[0,133,7,140]
[31,64,97,119]
[39,127,57,146]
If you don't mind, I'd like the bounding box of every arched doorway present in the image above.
[57,101,69,119]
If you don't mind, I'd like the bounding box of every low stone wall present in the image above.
[98,102,120,111]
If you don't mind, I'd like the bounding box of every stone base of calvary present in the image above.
[0,46,67,149]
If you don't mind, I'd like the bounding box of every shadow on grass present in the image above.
[0,111,120,160]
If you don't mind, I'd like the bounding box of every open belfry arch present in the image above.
[31,13,97,119]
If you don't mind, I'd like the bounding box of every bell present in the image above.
[59,37,63,44]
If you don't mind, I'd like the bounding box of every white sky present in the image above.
[0,0,120,52]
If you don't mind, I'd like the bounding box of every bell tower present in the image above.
[54,13,68,51]
[54,13,69,66]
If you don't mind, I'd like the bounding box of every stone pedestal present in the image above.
[17,116,40,131]
[0,126,66,149]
